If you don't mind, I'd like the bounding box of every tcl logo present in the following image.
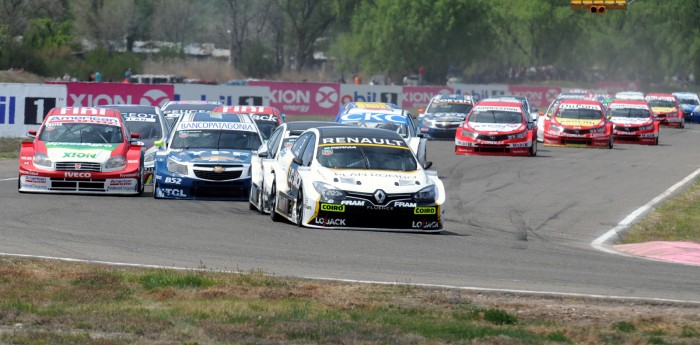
[65,172,92,178]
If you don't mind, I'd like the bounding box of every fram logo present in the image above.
[0,96,16,124]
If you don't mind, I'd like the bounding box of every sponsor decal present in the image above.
[108,179,135,186]
[414,206,436,215]
[412,220,441,229]
[646,96,675,101]
[321,147,333,156]
[320,203,345,212]
[558,103,601,110]
[63,152,98,159]
[473,106,521,112]
[250,114,277,122]
[556,119,602,127]
[160,188,186,197]
[120,173,139,178]
[608,103,649,110]
[395,201,417,208]
[24,176,48,183]
[314,217,346,226]
[178,121,256,131]
[124,113,158,122]
[164,177,183,184]
[341,200,365,206]
[339,112,408,124]
[333,171,416,179]
[49,115,119,126]
[65,172,91,178]
[321,137,406,147]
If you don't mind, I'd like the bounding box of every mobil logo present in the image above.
[340,91,380,104]
[0,96,16,124]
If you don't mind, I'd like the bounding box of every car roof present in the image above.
[558,99,602,106]
[608,100,649,106]
[286,121,348,131]
[645,93,676,100]
[98,104,160,113]
[47,107,121,118]
[474,100,523,110]
[214,105,280,115]
[431,94,473,103]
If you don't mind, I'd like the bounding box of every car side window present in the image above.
[300,133,316,166]
[267,126,283,158]
[291,132,311,157]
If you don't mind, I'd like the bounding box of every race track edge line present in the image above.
[0,177,18,181]
[591,167,700,257]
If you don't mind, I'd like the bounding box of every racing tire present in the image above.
[530,140,537,157]
[248,187,257,211]
[608,137,614,149]
[269,181,282,222]
[136,165,144,196]
[654,137,659,145]
[17,175,24,193]
[295,187,304,227]
[680,119,685,129]
[153,181,161,199]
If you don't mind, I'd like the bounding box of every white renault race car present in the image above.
[267,126,446,232]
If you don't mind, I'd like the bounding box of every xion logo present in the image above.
[314,217,346,226]
[320,203,345,212]
[65,172,91,178]
[140,90,170,107]
[315,86,338,109]
[63,152,97,159]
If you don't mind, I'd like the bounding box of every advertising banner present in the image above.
[0,83,67,137]
[248,81,339,116]
[339,84,403,108]
[507,85,561,109]
[173,84,270,106]
[51,82,174,107]
[401,86,453,110]
[451,84,509,102]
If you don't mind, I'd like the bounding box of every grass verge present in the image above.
[620,179,700,243]
[0,137,21,159]
[1,257,698,344]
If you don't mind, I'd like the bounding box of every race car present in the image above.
[152,111,263,200]
[417,94,474,140]
[214,105,284,141]
[454,100,537,156]
[538,92,589,142]
[161,100,223,129]
[615,91,645,101]
[249,121,349,214]
[672,92,700,121]
[543,99,614,149]
[607,100,659,145]
[337,101,398,117]
[18,107,144,195]
[97,104,169,185]
[335,107,429,167]
[268,126,446,232]
[645,93,684,128]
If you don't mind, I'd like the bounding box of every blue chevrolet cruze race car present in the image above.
[153,111,263,200]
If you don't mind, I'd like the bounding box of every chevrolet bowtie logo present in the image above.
[374,189,386,204]
[213,166,224,173]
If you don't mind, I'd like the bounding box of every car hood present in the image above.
[679,104,697,112]
[318,168,432,194]
[610,117,653,126]
[651,107,677,114]
[467,122,525,133]
[43,142,122,163]
[554,118,603,128]
[423,113,466,122]
[167,149,253,164]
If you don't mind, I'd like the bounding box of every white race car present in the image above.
[267,126,446,232]
[249,121,349,214]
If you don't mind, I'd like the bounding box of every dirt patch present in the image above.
[0,70,46,84]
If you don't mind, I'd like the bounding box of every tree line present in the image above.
[1,0,698,87]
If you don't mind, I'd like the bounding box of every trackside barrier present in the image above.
[0,83,67,137]
[48,82,175,108]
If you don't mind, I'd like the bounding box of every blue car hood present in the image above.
[679,104,697,112]
[423,112,466,121]
[168,149,253,164]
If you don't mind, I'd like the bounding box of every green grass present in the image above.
[0,258,698,345]
[0,137,22,159]
[621,179,700,243]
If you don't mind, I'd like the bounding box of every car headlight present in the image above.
[104,156,127,171]
[549,124,563,132]
[412,185,436,203]
[33,152,53,169]
[590,126,605,133]
[421,118,435,127]
[313,181,346,202]
[640,124,654,131]
[144,151,156,165]
[461,128,478,138]
[166,158,188,175]
[507,131,526,139]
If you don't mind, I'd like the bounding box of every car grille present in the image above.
[193,170,243,180]
[55,162,102,172]
[614,126,642,132]
[50,178,106,191]
[345,191,413,206]
[476,134,510,141]
[433,122,460,129]
[615,136,640,142]
[563,128,591,135]
[476,146,508,153]
[563,139,590,145]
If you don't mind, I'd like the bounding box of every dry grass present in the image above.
[0,137,22,158]
[142,59,245,83]
[0,70,46,83]
[1,257,699,345]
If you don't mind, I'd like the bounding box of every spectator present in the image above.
[353,74,361,85]
[88,71,96,82]
[95,71,102,82]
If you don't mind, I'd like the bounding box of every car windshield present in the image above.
[122,116,162,140]
[556,108,602,120]
[469,110,523,124]
[317,145,417,171]
[254,120,279,140]
[39,123,124,143]
[647,99,676,108]
[426,103,473,114]
[342,121,408,137]
[170,129,261,150]
[677,98,699,106]
[610,108,651,118]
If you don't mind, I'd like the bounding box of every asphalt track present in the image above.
[1,125,699,302]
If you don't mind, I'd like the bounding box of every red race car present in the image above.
[543,99,613,149]
[607,100,659,145]
[18,107,144,195]
[645,93,684,128]
[455,100,537,156]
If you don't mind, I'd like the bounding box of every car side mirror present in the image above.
[258,151,269,158]
[154,140,164,147]
[130,132,140,139]
[423,161,433,170]
[418,108,425,114]
[292,156,303,165]
[538,111,544,116]
[27,129,37,138]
